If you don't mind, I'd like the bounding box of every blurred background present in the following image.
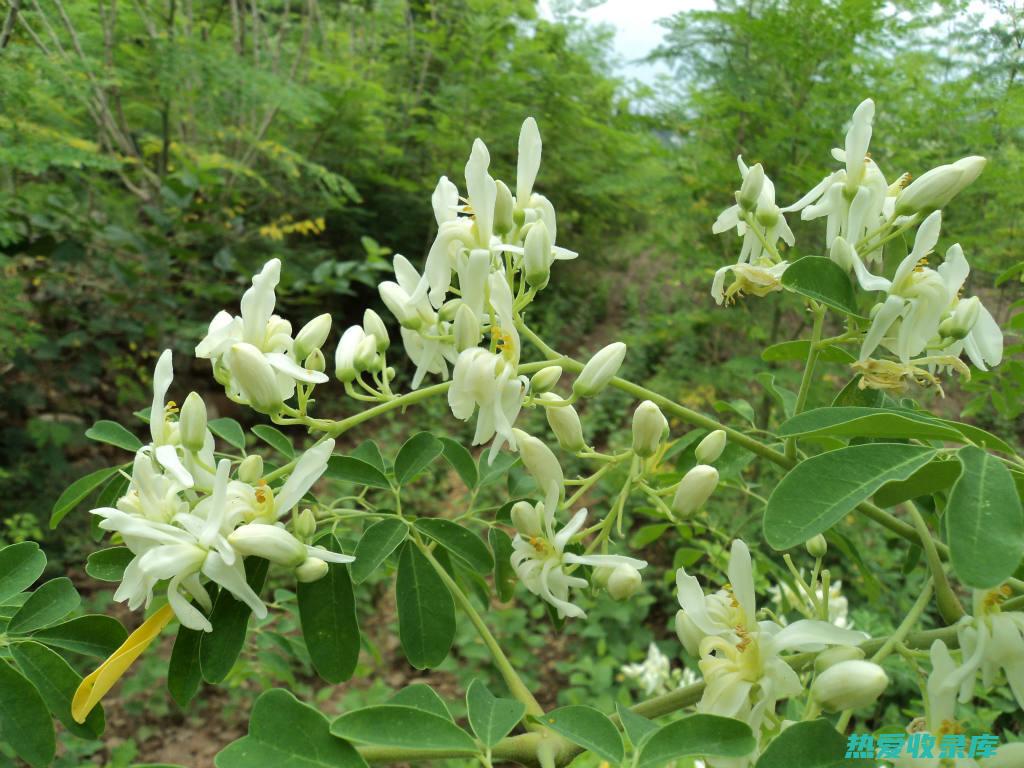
[1,0,1022,765]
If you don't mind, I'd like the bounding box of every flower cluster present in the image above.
[91,351,350,632]
[711,99,1003,394]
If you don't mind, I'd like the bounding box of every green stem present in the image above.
[905,502,964,624]
[413,536,545,718]
[786,303,825,461]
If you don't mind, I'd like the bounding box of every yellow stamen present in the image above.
[72,603,176,723]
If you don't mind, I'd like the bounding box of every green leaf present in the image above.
[713,399,756,426]
[781,256,864,317]
[478,451,519,488]
[216,689,366,768]
[874,458,963,507]
[466,680,525,747]
[946,446,1024,589]
[756,373,797,419]
[351,518,407,584]
[252,425,295,458]
[351,441,387,474]
[10,640,105,739]
[394,432,444,485]
[778,407,968,443]
[489,528,516,602]
[298,536,360,684]
[85,420,142,452]
[415,519,494,574]
[330,705,476,752]
[50,465,121,528]
[439,437,478,489]
[8,578,81,634]
[832,376,885,408]
[326,456,391,489]
[762,340,855,364]
[764,444,937,550]
[755,719,858,767]
[395,543,454,669]
[0,661,55,768]
[615,703,658,748]
[168,624,204,708]
[32,615,128,658]
[200,558,269,683]
[389,684,452,720]
[541,706,623,764]
[209,418,246,452]
[637,715,756,768]
[0,542,46,604]
[86,546,134,582]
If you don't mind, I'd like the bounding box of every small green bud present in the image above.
[539,393,586,453]
[305,348,326,373]
[632,400,668,458]
[178,391,208,453]
[294,313,332,360]
[694,430,727,464]
[494,179,515,235]
[606,564,642,600]
[295,557,329,583]
[363,309,390,352]
[294,508,317,542]
[671,465,718,518]
[805,534,828,559]
[573,343,627,398]
[811,660,888,713]
[530,365,562,393]
[238,454,264,483]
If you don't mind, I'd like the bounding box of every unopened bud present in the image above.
[573,342,627,398]
[814,645,865,674]
[439,299,462,323]
[334,326,365,383]
[229,343,283,414]
[811,660,888,712]
[695,430,727,464]
[363,309,390,352]
[295,557,330,583]
[737,163,765,211]
[512,429,564,513]
[379,282,422,330]
[511,501,544,538]
[524,220,552,288]
[632,400,668,458]
[591,565,614,588]
[294,508,317,542]
[228,523,307,567]
[539,393,586,453]
[294,313,332,360]
[530,366,562,393]
[939,296,981,340]
[805,534,828,559]
[671,465,719,517]
[453,304,482,352]
[305,348,326,373]
[606,564,642,600]
[179,391,208,452]
[675,610,703,657]
[238,454,264,483]
[494,179,515,235]
[895,156,985,216]
[354,335,379,371]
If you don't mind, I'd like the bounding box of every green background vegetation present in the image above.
[1,0,1022,764]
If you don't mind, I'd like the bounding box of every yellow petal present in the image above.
[72,603,176,723]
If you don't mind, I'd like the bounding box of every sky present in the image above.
[537,0,714,83]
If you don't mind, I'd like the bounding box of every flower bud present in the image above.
[512,429,564,513]
[295,557,330,583]
[228,523,307,567]
[363,309,390,352]
[294,313,332,360]
[493,179,515,235]
[694,430,727,464]
[632,400,668,458]
[354,335,379,372]
[178,391,208,453]
[539,393,586,453]
[811,660,888,713]
[814,645,865,674]
[939,296,981,340]
[439,299,463,323]
[294,508,317,542]
[334,326,365,383]
[573,342,627,398]
[229,343,283,413]
[379,282,422,330]
[238,454,264,483]
[453,304,482,352]
[524,220,552,288]
[530,366,562,393]
[671,465,719,517]
[607,564,643,600]
[305,348,326,373]
[675,610,703,657]
[511,500,544,538]
[805,534,828,559]
[736,163,765,211]
[591,565,614,588]
[895,156,985,216]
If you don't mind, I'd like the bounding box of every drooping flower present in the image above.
[448,347,525,461]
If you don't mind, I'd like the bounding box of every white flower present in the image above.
[713,157,795,265]
[954,587,1024,711]
[115,451,190,525]
[510,506,647,619]
[93,459,265,633]
[711,261,789,306]
[676,540,866,736]
[621,643,674,696]
[228,522,353,569]
[448,347,525,461]
[227,439,336,524]
[195,259,328,406]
